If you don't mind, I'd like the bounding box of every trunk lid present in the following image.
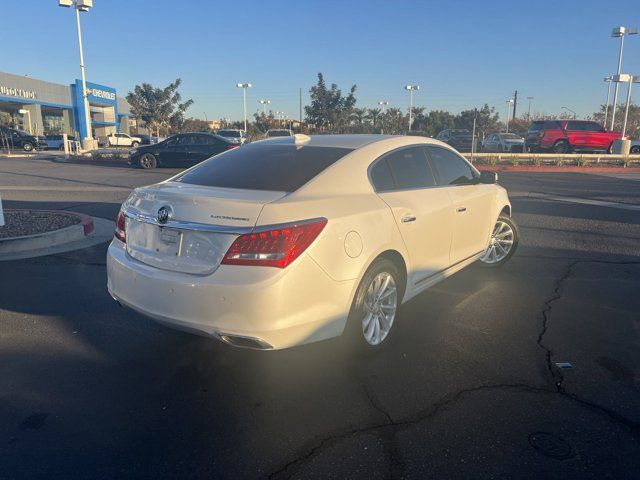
[123,181,286,275]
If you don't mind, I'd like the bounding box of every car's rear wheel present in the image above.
[132,141,139,147]
[479,214,519,267]
[22,142,34,152]
[139,153,157,169]
[346,258,401,351]
[631,145,640,154]
[552,140,570,154]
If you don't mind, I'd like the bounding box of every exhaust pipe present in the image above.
[218,333,273,350]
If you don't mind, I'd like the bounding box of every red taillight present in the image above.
[221,219,327,268]
[115,210,126,243]
[226,144,238,150]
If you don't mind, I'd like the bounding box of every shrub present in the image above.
[555,157,565,167]
[532,156,542,166]
[510,157,520,166]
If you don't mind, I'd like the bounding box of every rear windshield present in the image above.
[218,130,241,137]
[175,143,353,192]
[267,130,292,137]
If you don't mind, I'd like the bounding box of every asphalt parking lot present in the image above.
[1,156,639,479]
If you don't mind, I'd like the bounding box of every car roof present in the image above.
[262,134,403,149]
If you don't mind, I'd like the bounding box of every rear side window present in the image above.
[566,121,585,131]
[543,121,562,129]
[529,122,543,132]
[176,144,352,192]
[426,146,476,185]
[371,146,436,191]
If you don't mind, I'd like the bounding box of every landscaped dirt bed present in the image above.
[0,210,81,239]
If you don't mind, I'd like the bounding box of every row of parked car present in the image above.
[434,120,635,154]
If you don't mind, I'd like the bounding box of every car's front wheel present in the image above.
[131,141,139,147]
[346,258,402,351]
[139,153,157,169]
[479,214,519,267]
[22,142,34,152]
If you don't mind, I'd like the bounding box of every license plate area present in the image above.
[157,227,182,256]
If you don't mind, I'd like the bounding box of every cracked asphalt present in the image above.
[1,157,639,479]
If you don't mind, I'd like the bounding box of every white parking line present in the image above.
[528,192,640,211]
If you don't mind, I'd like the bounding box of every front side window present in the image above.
[566,121,585,131]
[176,143,353,192]
[371,146,436,191]
[426,146,476,185]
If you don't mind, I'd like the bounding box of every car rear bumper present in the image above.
[107,239,356,349]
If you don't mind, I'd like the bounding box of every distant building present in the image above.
[0,71,130,138]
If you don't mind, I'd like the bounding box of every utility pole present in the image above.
[299,88,302,127]
[513,90,518,120]
[471,108,478,158]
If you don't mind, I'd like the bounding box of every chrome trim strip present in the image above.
[124,208,327,235]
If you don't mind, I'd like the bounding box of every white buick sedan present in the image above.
[107,134,518,350]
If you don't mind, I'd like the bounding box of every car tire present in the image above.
[139,153,157,169]
[552,140,570,154]
[478,214,519,267]
[344,258,403,352]
[132,142,139,147]
[22,142,34,152]
[631,145,640,154]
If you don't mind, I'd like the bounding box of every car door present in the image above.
[156,135,185,166]
[585,122,609,150]
[425,145,494,264]
[564,121,585,149]
[370,146,454,286]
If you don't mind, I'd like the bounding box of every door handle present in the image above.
[401,215,417,223]
[456,207,467,213]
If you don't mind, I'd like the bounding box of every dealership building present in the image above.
[0,71,131,138]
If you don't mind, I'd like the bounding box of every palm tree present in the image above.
[366,108,381,127]
[350,108,367,126]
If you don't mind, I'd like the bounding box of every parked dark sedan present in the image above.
[0,126,46,152]
[435,129,477,152]
[129,132,238,169]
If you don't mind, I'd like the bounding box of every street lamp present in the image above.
[404,85,420,132]
[59,0,94,151]
[236,82,252,133]
[526,96,534,120]
[17,109,32,134]
[275,111,284,127]
[259,99,270,115]
[378,101,389,134]
[603,76,613,127]
[610,26,638,130]
[505,99,514,133]
[561,106,577,119]
[612,74,640,139]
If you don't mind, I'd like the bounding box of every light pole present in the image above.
[378,101,388,134]
[505,99,514,133]
[603,76,613,127]
[59,0,94,150]
[526,96,534,120]
[275,111,284,127]
[610,26,638,131]
[203,112,208,122]
[259,99,270,115]
[561,106,577,119]
[236,82,252,133]
[18,109,32,134]
[404,85,420,132]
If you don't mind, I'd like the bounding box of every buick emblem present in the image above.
[157,205,172,224]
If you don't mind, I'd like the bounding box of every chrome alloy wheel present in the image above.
[362,272,397,346]
[480,220,515,264]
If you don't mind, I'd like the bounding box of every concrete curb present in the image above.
[475,165,640,173]
[0,210,95,254]
[0,216,113,261]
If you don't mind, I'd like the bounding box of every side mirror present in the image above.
[480,171,498,184]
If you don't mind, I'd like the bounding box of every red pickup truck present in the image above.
[525,120,621,153]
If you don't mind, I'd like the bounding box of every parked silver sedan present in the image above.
[482,133,524,153]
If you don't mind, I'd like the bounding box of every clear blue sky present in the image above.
[3,0,639,122]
